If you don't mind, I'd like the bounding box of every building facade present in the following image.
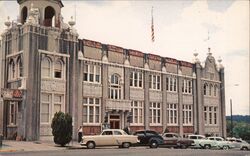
[0,0,226,141]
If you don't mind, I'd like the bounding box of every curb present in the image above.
[0,149,23,153]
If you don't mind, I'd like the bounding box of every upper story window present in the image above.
[182,79,192,94]
[204,83,208,95]
[17,57,23,77]
[166,77,177,92]
[149,74,161,90]
[44,6,55,27]
[41,57,51,78]
[84,64,101,83]
[54,60,63,79]
[109,74,122,99]
[8,60,15,80]
[214,85,218,96]
[130,71,143,88]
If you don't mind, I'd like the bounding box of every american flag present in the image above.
[151,7,155,42]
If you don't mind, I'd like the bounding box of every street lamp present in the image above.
[230,84,239,137]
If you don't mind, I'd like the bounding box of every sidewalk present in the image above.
[0,140,83,153]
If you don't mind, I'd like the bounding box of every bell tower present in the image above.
[17,0,64,28]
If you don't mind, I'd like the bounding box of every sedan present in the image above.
[80,129,138,149]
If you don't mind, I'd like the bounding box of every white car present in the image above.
[207,137,234,150]
[227,138,250,150]
[188,135,216,149]
[80,129,139,149]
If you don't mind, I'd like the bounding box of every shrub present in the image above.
[51,111,72,146]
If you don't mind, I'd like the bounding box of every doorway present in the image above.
[109,115,120,129]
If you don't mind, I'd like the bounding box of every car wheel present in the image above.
[122,142,130,148]
[150,141,158,148]
[241,147,248,151]
[86,141,95,149]
[204,144,211,149]
[181,144,187,149]
[223,145,229,150]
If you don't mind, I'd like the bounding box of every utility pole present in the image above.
[230,99,233,137]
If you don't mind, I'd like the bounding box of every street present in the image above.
[1,147,249,156]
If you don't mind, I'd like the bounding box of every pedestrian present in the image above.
[78,126,83,143]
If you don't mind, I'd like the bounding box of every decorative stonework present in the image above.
[130,88,144,101]
[149,91,162,102]
[183,94,193,104]
[83,83,102,97]
[41,80,65,92]
[204,97,220,105]
[167,92,178,103]
[205,126,219,133]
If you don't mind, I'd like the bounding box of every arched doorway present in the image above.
[44,6,55,27]
[21,7,27,24]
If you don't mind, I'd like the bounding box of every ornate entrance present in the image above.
[109,115,120,129]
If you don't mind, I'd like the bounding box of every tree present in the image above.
[51,111,72,146]
[233,122,250,140]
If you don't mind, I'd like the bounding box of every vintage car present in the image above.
[207,137,234,150]
[162,133,195,149]
[133,130,164,148]
[80,129,138,149]
[227,138,250,150]
[188,134,216,149]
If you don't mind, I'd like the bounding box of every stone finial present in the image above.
[193,52,200,64]
[102,55,108,63]
[217,57,224,70]
[4,16,11,28]
[207,47,212,56]
[78,50,83,59]
[144,63,149,70]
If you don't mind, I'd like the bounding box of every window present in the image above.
[109,74,122,99]
[130,71,143,88]
[167,103,178,125]
[41,57,51,78]
[41,93,51,123]
[84,64,101,83]
[102,131,112,135]
[209,107,212,124]
[204,83,208,95]
[114,131,122,135]
[83,97,101,124]
[204,106,208,125]
[131,101,144,125]
[214,107,217,125]
[9,102,17,125]
[204,106,218,125]
[54,94,63,114]
[149,74,161,90]
[54,60,63,79]
[166,77,177,92]
[183,104,193,125]
[182,79,192,94]
[209,84,213,96]
[17,57,23,77]
[8,60,15,80]
[41,93,65,124]
[149,102,161,125]
[214,85,217,96]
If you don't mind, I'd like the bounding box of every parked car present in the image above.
[207,137,234,150]
[227,138,250,150]
[188,134,216,149]
[162,133,195,149]
[80,129,138,149]
[133,130,164,148]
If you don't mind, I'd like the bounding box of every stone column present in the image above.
[123,67,130,128]
[195,63,204,135]
[162,74,167,132]
[178,73,183,137]
[219,68,226,138]
[144,71,150,129]
[77,60,83,129]
[192,77,198,134]
[102,63,108,123]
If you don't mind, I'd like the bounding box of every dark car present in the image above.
[133,130,164,148]
[162,133,195,149]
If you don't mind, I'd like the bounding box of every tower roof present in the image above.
[17,0,64,7]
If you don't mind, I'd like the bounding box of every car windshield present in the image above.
[102,131,112,135]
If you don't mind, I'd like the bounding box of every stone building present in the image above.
[0,0,226,141]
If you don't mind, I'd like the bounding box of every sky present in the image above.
[0,0,249,115]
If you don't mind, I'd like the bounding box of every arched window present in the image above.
[54,60,63,79]
[21,7,28,24]
[44,6,55,27]
[17,57,23,77]
[109,74,122,99]
[204,83,208,95]
[9,59,15,80]
[41,57,51,78]
[209,84,213,96]
[214,85,217,96]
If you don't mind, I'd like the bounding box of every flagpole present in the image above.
[151,6,155,53]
